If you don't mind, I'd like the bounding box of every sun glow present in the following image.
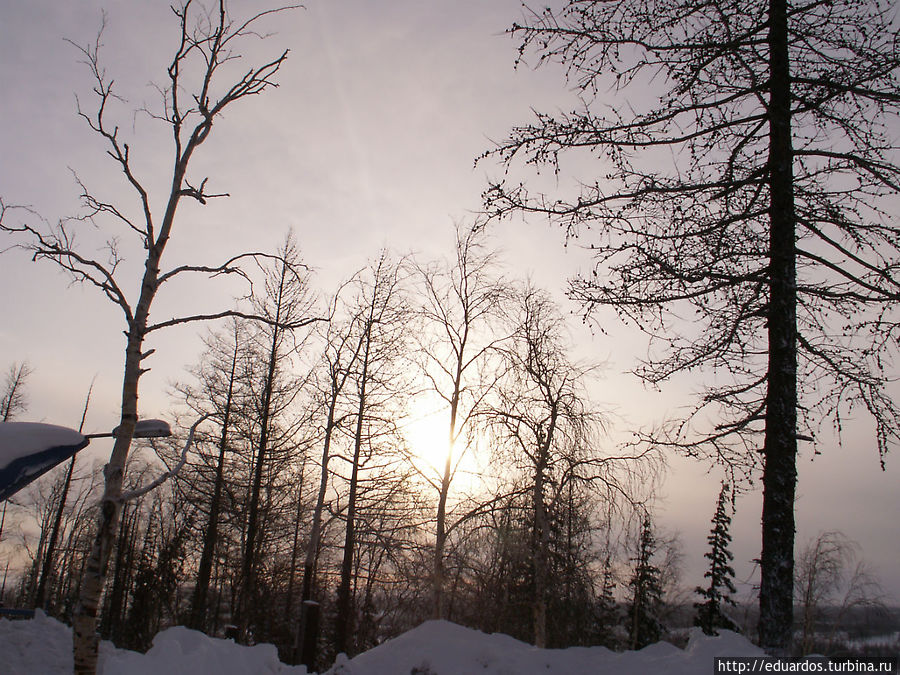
[402,401,483,493]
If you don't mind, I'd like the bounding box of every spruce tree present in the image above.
[695,483,739,635]
[595,555,621,649]
[627,517,665,649]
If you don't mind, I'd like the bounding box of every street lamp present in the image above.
[0,418,172,502]
[90,419,173,440]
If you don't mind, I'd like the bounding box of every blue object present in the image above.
[0,423,89,502]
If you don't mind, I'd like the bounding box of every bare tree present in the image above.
[293,281,366,666]
[333,253,412,656]
[485,0,900,652]
[0,3,303,670]
[795,531,886,655]
[235,235,315,639]
[177,319,244,631]
[1,362,32,422]
[411,221,510,619]
[34,381,95,609]
[484,285,651,647]
[0,361,32,567]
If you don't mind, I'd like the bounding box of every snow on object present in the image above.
[0,422,89,502]
[1,612,766,675]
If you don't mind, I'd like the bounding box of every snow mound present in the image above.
[0,609,74,675]
[0,612,307,675]
[101,625,308,674]
[323,620,764,675]
[1,612,764,675]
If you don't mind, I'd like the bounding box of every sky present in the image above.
[0,0,898,603]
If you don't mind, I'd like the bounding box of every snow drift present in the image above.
[0,611,764,674]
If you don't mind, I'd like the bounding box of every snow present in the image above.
[322,621,764,675]
[1,609,74,675]
[101,626,308,675]
[0,422,87,468]
[0,611,308,675]
[0,612,766,675]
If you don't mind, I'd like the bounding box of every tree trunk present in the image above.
[532,459,548,648]
[100,505,131,640]
[73,191,169,671]
[237,261,287,638]
[433,376,461,620]
[190,339,238,631]
[72,327,144,673]
[283,467,305,624]
[114,509,142,643]
[293,387,341,665]
[35,378,93,610]
[759,0,798,654]
[334,323,372,655]
[35,456,76,609]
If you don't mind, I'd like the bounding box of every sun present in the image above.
[403,405,451,477]
[402,400,482,491]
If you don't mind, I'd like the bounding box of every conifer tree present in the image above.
[595,555,621,649]
[695,483,739,635]
[1,362,31,422]
[627,517,664,649]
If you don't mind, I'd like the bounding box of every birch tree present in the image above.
[794,531,886,655]
[485,0,900,652]
[0,3,302,670]
[483,286,644,648]
[411,222,509,619]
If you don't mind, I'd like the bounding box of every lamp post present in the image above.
[0,419,172,502]
[38,419,172,608]
[0,418,173,613]
[87,419,172,440]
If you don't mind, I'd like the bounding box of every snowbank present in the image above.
[101,625,308,675]
[0,611,307,675]
[0,611,764,675]
[1,609,74,675]
[323,620,764,675]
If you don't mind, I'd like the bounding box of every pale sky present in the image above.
[1,0,897,602]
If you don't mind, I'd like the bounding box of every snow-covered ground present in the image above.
[1,610,765,674]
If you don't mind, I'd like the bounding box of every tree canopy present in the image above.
[485,0,899,651]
